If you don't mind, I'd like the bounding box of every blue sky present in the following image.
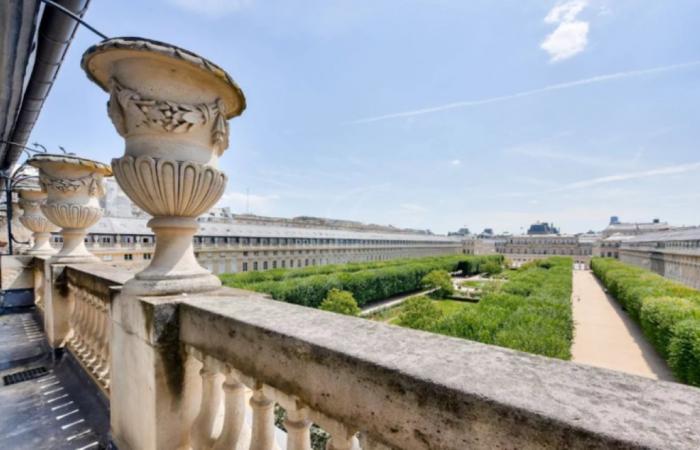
[30,0,700,234]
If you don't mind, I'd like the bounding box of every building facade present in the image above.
[618,227,700,290]
[495,234,593,267]
[51,215,465,274]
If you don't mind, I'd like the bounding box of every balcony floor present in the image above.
[0,309,110,450]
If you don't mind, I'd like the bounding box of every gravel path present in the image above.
[571,270,674,381]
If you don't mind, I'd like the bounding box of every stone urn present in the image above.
[16,186,59,255]
[27,154,112,264]
[81,37,246,295]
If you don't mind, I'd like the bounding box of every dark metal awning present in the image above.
[0,0,91,171]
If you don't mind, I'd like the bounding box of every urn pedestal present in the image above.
[16,187,59,255]
[82,37,246,295]
[27,154,112,264]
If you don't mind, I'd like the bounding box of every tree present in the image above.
[482,260,503,277]
[398,296,444,330]
[319,289,361,316]
[421,269,454,298]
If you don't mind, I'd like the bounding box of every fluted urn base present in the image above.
[122,217,221,296]
[50,229,99,264]
[26,232,56,256]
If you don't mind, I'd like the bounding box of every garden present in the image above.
[591,257,700,386]
[220,254,503,308]
[374,257,574,360]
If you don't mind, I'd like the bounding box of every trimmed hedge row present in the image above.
[399,257,574,360]
[221,255,503,308]
[220,254,503,288]
[590,257,700,386]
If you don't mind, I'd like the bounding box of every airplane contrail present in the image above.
[348,60,700,124]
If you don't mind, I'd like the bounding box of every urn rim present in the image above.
[81,36,246,120]
[27,154,113,176]
[15,185,43,194]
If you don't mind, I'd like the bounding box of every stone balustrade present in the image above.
[25,259,700,449]
[111,286,700,450]
[62,265,128,393]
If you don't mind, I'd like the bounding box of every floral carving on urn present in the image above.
[16,186,59,255]
[82,37,245,295]
[28,154,112,264]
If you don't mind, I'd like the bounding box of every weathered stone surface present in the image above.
[82,37,246,296]
[27,154,112,264]
[181,288,700,450]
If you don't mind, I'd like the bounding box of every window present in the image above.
[253,261,258,271]
[144,253,152,260]
[263,261,268,270]
[242,262,248,272]
[281,260,286,268]
[124,254,133,261]
[272,261,277,269]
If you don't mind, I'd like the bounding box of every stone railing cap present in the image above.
[180,291,700,449]
[81,36,246,120]
[27,154,113,176]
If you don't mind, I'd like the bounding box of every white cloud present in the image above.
[552,162,700,192]
[217,190,279,214]
[506,146,623,169]
[541,21,589,62]
[450,159,461,166]
[544,0,588,23]
[348,60,700,123]
[541,1,589,62]
[167,0,252,17]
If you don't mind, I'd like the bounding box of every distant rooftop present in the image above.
[623,226,700,243]
[527,222,559,235]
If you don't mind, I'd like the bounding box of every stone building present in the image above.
[55,214,464,274]
[40,179,465,274]
[495,234,593,267]
[600,217,672,238]
[618,227,700,290]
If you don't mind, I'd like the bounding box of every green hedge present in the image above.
[221,254,503,289]
[590,257,700,386]
[399,257,573,360]
[221,255,503,308]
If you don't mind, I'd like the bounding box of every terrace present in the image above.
[1,5,699,450]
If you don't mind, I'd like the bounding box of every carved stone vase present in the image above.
[82,38,246,295]
[16,186,59,255]
[28,154,112,264]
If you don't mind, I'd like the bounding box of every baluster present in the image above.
[67,286,80,346]
[86,296,103,370]
[191,356,224,450]
[285,404,311,450]
[72,289,87,352]
[212,366,247,450]
[78,294,96,359]
[324,422,360,450]
[88,295,102,362]
[249,382,275,450]
[90,299,106,370]
[97,300,111,387]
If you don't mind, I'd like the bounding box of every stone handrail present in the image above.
[64,265,129,393]
[176,288,700,450]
